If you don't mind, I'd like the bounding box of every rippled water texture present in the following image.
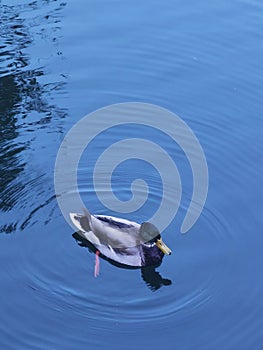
[1,0,263,349]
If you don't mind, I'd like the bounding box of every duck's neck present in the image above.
[141,244,164,267]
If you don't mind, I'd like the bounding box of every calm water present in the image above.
[1,0,263,349]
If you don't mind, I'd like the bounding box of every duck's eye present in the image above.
[140,232,152,242]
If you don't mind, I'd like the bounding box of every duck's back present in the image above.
[70,212,143,267]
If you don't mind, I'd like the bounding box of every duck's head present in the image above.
[139,222,172,255]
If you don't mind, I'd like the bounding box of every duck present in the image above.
[70,209,172,268]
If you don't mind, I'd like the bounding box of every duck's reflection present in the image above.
[141,267,172,291]
[72,232,172,291]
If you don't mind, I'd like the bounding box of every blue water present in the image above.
[1,0,263,349]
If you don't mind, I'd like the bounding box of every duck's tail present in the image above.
[83,207,92,221]
[77,208,92,232]
[69,208,92,232]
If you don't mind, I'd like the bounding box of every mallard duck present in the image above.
[70,209,172,268]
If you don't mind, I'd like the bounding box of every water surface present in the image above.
[1,0,263,349]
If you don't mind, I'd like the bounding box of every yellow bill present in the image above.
[156,238,172,255]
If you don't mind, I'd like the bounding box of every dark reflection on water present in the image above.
[72,231,172,291]
[0,1,67,233]
[141,267,172,291]
[0,75,27,212]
